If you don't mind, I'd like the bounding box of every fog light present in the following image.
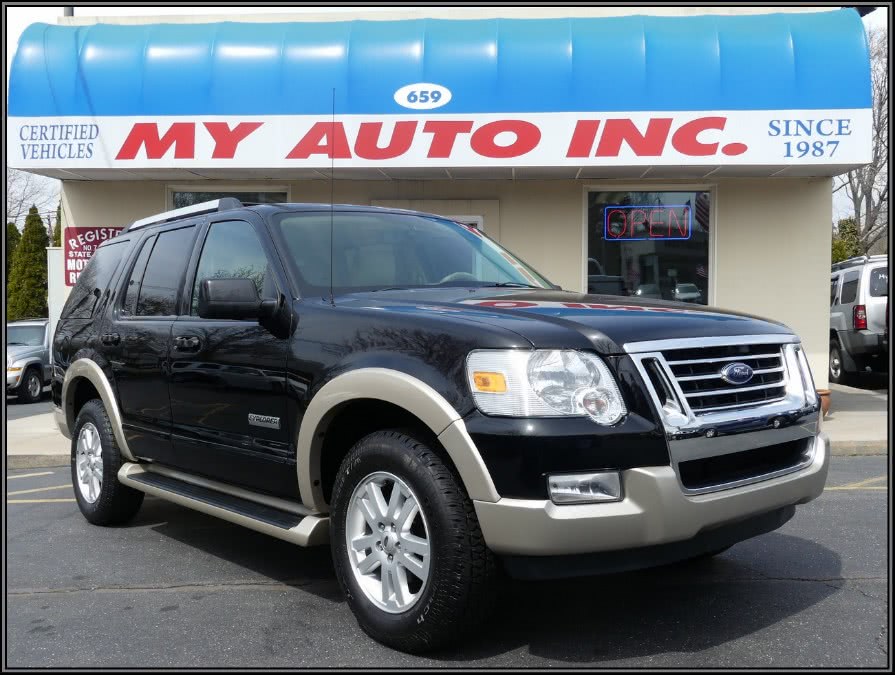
[548,471,622,504]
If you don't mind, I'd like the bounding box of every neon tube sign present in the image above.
[603,205,692,241]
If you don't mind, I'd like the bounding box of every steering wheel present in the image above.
[437,271,479,285]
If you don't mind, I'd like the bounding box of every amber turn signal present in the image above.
[472,371,507,393]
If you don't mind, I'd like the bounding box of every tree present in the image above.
[831,217,860,263]
[52,201,62,246]
[833,27,888,254]
[6,222,21,286]
[7,206,49,320]
[5,168,58,227]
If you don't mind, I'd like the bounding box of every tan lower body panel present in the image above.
[118,463,329,547]
[475,433,830,556]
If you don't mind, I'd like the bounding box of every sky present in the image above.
[5,5,889,222]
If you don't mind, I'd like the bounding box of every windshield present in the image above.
[7,325,45,347]
[274,211,552,295]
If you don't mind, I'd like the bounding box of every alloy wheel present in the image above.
[345,471,431,614]
[75,422,103,503]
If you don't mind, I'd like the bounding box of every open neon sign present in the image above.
[604,205,692,241]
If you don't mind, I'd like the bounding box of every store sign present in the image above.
[604,205,692,241]
[8,109,872,170]
[63,226,123,286]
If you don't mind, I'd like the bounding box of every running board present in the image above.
[118,463,329,546]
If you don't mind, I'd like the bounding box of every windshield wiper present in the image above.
[482,282,541,289]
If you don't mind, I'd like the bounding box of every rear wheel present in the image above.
[16,367,43,404]
[71,399,144,525]
[330,429,497,653]
[829,340,852,385]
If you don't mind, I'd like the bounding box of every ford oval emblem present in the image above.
[720,362,754,385]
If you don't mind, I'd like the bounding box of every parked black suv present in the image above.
[53,199,829,653]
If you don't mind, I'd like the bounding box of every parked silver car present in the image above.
[6,318,51,403]
[829,255,888,384]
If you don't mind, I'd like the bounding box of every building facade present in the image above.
[8,7,873,386]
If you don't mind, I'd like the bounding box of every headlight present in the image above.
[466,350,626,424]
[794,345,817,406]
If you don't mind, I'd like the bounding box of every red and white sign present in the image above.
[63,226,123,286]
[9,109,872,171]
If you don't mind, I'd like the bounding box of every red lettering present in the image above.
[116,123,195,160]
[474,301,538,308]
[595,118,673,157]
[566,120,600,158]
[470,120,540,159]
[648,209,666,238]
[562,303,588,308]
[286,122,352,159]
[606,209,626,238]
[354,121,417,160]
[669,207,690,237]
[630,209,648,237]
[671,116,726,156]
[203,122,262,159]
[422,121,473,158]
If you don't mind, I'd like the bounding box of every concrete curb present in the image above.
[830,441,889,456]
[6,441,888,470]
[6,455,70,469]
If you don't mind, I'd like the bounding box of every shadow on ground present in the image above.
[128,498,842,664]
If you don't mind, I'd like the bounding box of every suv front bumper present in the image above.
[474,432,829,560]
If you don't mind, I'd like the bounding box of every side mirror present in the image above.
[198,278,261,320]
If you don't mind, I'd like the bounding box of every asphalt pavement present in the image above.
[5,456,889,668]
[5,390,53,421]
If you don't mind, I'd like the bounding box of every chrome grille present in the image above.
[660,343,788,414]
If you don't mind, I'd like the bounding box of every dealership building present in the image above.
[8,6,873,387]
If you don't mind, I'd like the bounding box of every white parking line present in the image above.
[7,484,72,496]
[7,471,55,480]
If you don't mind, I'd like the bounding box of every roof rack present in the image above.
[8,317,49,322]
[125,198,243,232]
[831,254,887,272]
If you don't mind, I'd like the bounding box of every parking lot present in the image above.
[5,455,888,668]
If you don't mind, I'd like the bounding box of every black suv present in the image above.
[53,199,829,653]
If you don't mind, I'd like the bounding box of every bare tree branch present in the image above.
[836,27,889,254]
[5,168,59,227]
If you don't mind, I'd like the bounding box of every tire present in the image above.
[16,367,43,404]
[829,340,852,385]
[71,399,144,526]
[330,429,498,653]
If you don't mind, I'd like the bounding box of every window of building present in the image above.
[587,190,711,304]
[170,189,288,209]
[191,220,276,315]
[124,226,196,317]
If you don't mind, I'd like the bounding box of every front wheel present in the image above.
[16,367,43,404]
[330,430,497,653]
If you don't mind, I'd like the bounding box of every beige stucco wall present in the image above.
[60,176,832,386]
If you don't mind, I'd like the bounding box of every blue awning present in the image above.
[9,9,871,117]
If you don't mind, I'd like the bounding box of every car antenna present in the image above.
[329,87,336,306]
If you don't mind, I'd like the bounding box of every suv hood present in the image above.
[6,345,42,363]
[337,288,794,353]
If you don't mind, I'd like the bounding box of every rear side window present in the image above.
[840,271,860,304]
[123,226,196,317]
[60,240,128,320]
[830,277,840,306]
[869,267,888,297]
